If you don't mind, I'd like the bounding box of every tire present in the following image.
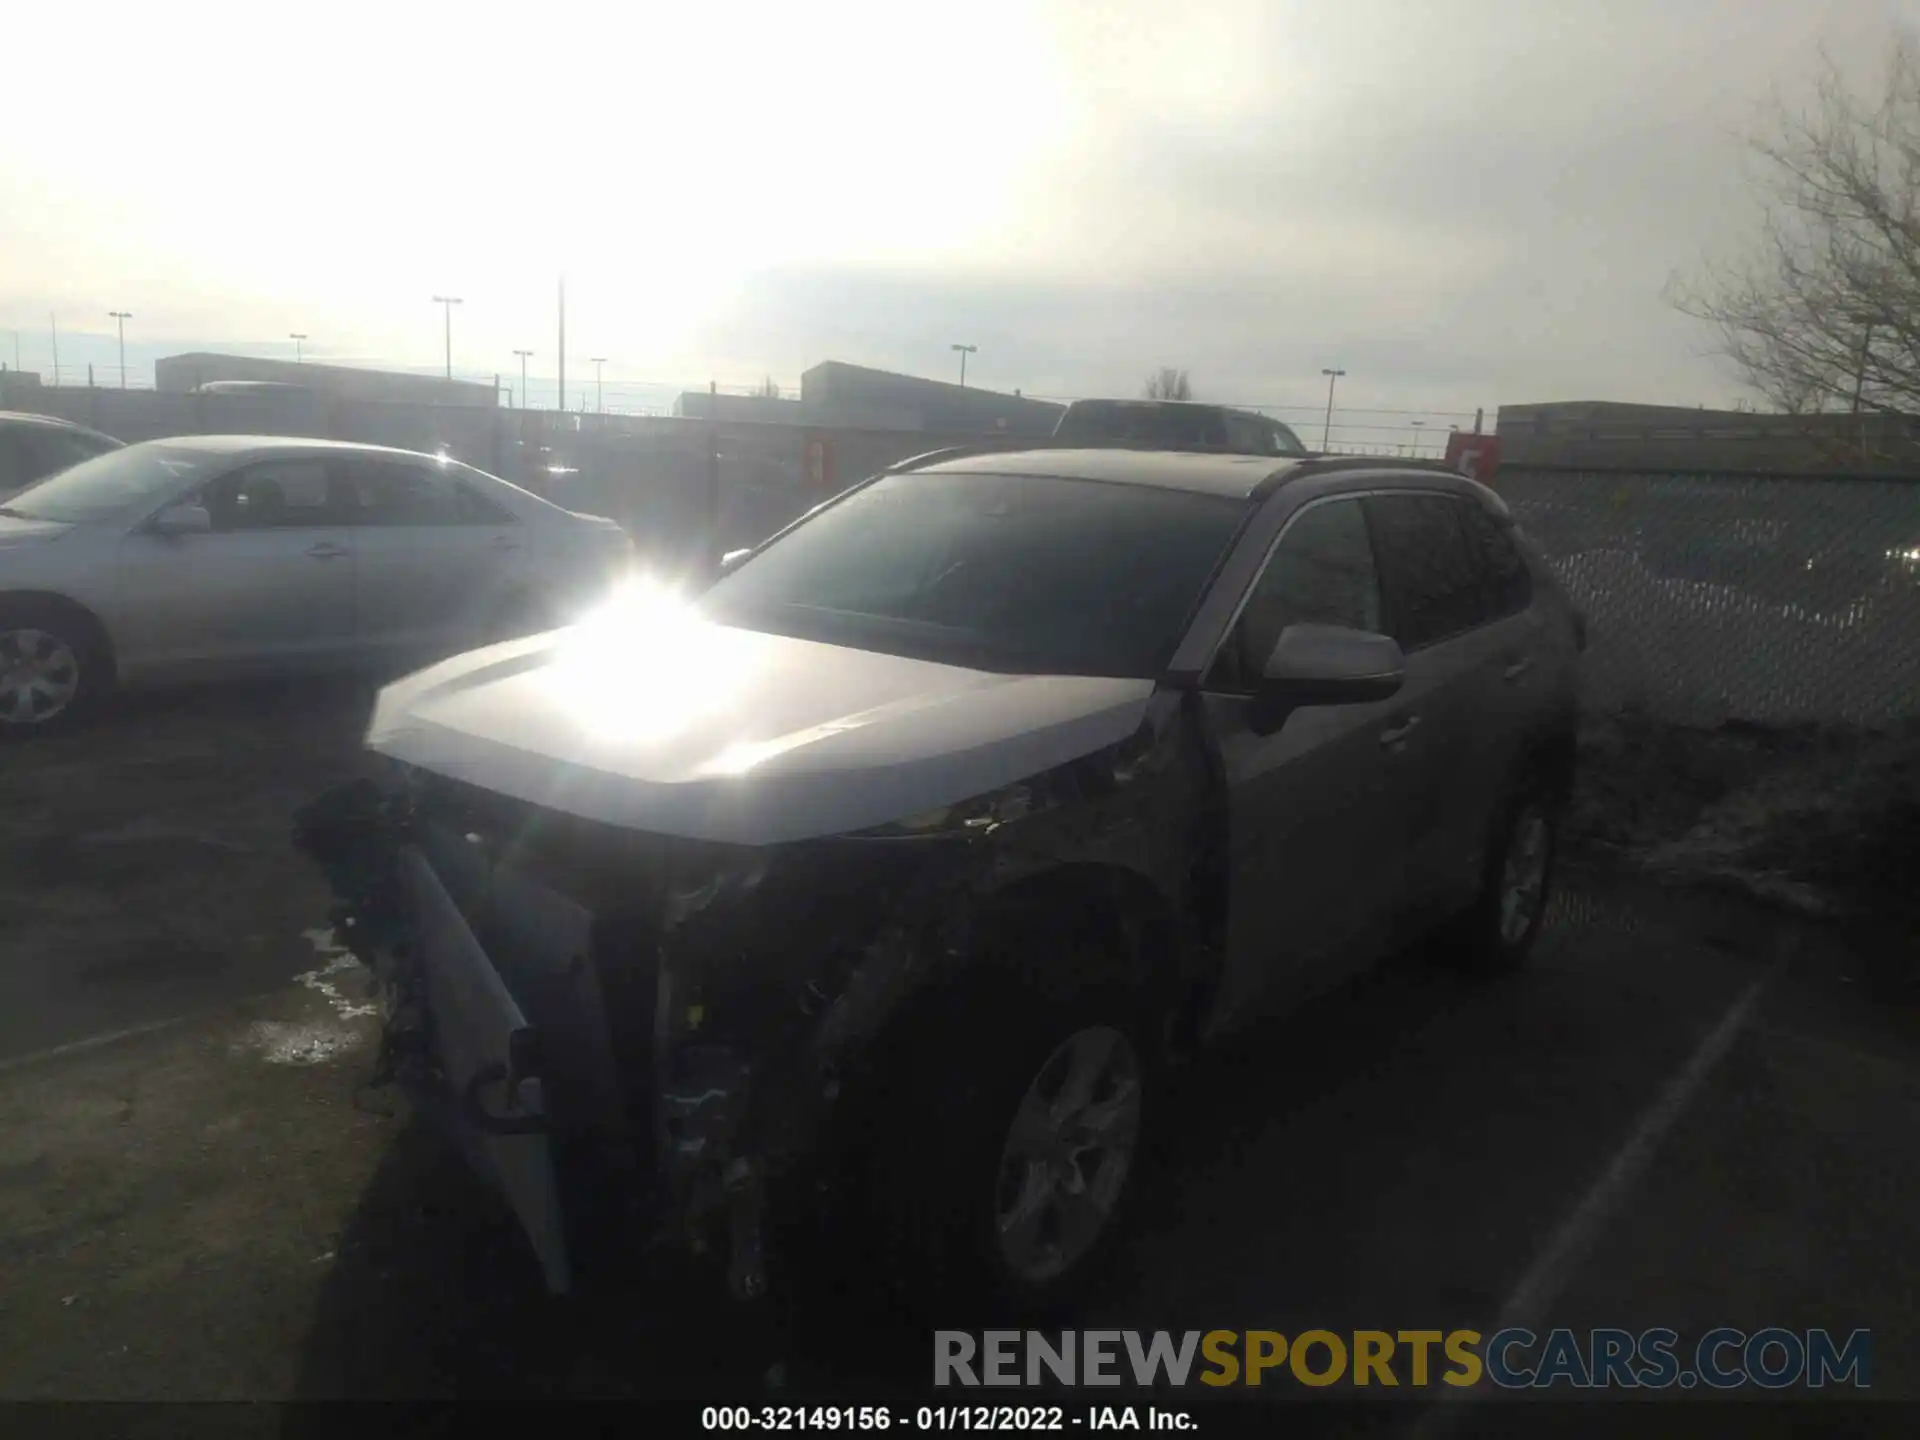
[1447,781,1560,974]
[0,601,104,736]
[859,953,1154,1318]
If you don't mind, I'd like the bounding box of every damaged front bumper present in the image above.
[292,774,951,1301]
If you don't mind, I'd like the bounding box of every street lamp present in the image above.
[290,332,308,364]
[1320,368,1346,450]
[432,295,463,379]
[591,356,607,413]
[951,343,977,387]
[108,311,132,389]
[1410,419,1426,453]
[513,349,533,410]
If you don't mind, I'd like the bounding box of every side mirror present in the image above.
[718,547,753,573]
[1252,623,1404,730]
[151,502,212,537]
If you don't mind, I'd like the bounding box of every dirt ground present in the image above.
[1,684,1916,1427]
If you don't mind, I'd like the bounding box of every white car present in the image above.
[0,435,634,730]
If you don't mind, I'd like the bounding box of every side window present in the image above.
[342,460,461,526]
[1224,412,1275,455]
[1207,498,1382,692]
[25,429,109,478]
[202,460,337,531]
[1456,499,1533,619]
[452,478,519,525]
[1362,493,1490,649]
[1269,421,1308,456]
[0,430,32,488]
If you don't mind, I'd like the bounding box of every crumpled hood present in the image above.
[367,605,1157,845]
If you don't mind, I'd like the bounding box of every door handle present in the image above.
[1503,657,1535,682]
[305,542,347,560]
[1379,716,1421,747]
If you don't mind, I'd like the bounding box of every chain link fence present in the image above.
[1500,468,1920,729]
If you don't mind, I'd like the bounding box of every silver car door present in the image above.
[1195,496,1409,1038]
[1362,492,1513,919]
[112,457,357,672]
[337,456,529,657]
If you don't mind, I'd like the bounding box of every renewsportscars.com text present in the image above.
[933,1328,1872,1391]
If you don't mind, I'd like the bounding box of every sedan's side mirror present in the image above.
[1252,623,1404,731]
[150,502,213,537]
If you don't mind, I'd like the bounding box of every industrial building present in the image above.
[675,360,1065,436]
[154,353,497,408]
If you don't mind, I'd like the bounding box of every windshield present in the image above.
[1,444,217,524]
[699,470,1246,678]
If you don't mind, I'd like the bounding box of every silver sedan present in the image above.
[0,435,636,731]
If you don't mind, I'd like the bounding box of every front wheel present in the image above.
[0,607,99,734]
[861,967,1153,1315]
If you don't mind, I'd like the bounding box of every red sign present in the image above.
[1445,432,1501,484]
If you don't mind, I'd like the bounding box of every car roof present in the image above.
[896,444,1472,501]
[129,434,444,461]
[0,410,114,437]
[910,446,1296,498]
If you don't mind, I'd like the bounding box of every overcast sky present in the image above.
[4,0,1916,434]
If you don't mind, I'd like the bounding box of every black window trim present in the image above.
[1195,490,1384,694]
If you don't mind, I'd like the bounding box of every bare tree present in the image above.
[1671,34,1920,414]
[1144,367,1194,401]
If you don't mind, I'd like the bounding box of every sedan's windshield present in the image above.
[700,471,1247,677]
[1,444,217,524]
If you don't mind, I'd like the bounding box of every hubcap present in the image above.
[0,628,81,726]
[993,1024,1142,1285]
[1498,805,1551,945]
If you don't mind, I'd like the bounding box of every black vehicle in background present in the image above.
[0,412,124,500]
[1052,398,1310,457]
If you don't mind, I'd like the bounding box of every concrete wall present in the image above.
[8,385,986,563]
[801,361,1064,437]
[1497,400,1920,474]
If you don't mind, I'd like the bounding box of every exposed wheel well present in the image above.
[0,591,117,684]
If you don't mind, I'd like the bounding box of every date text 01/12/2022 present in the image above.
[700,1406,1199,1431]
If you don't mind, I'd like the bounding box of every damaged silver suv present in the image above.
[296,444,1583,1312]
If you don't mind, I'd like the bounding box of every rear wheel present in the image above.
[0,604,102,735]
[1449,786,1558,973]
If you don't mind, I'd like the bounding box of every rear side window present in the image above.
[1363,493,1488,649]
[1456,499,1532,619]
[1208,497,1382,691]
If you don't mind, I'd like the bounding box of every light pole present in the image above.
[591,357,607,413]
[290,332,308,364]
[951,343,977,387]
[108,311,131,388]
[432,295,463,379]
[513,349,533,410]
[1320,368,1346,450]
[1410,419,1425,453]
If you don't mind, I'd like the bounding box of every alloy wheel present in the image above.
[0,627,81,726]
[992,1023,1143,1285]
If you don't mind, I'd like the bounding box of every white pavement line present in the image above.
[1407,952,1787,1438]
[0,1014,191,1076]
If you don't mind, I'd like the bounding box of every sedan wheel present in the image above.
[993,1023,1144,1286]
[0,626,83,728]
